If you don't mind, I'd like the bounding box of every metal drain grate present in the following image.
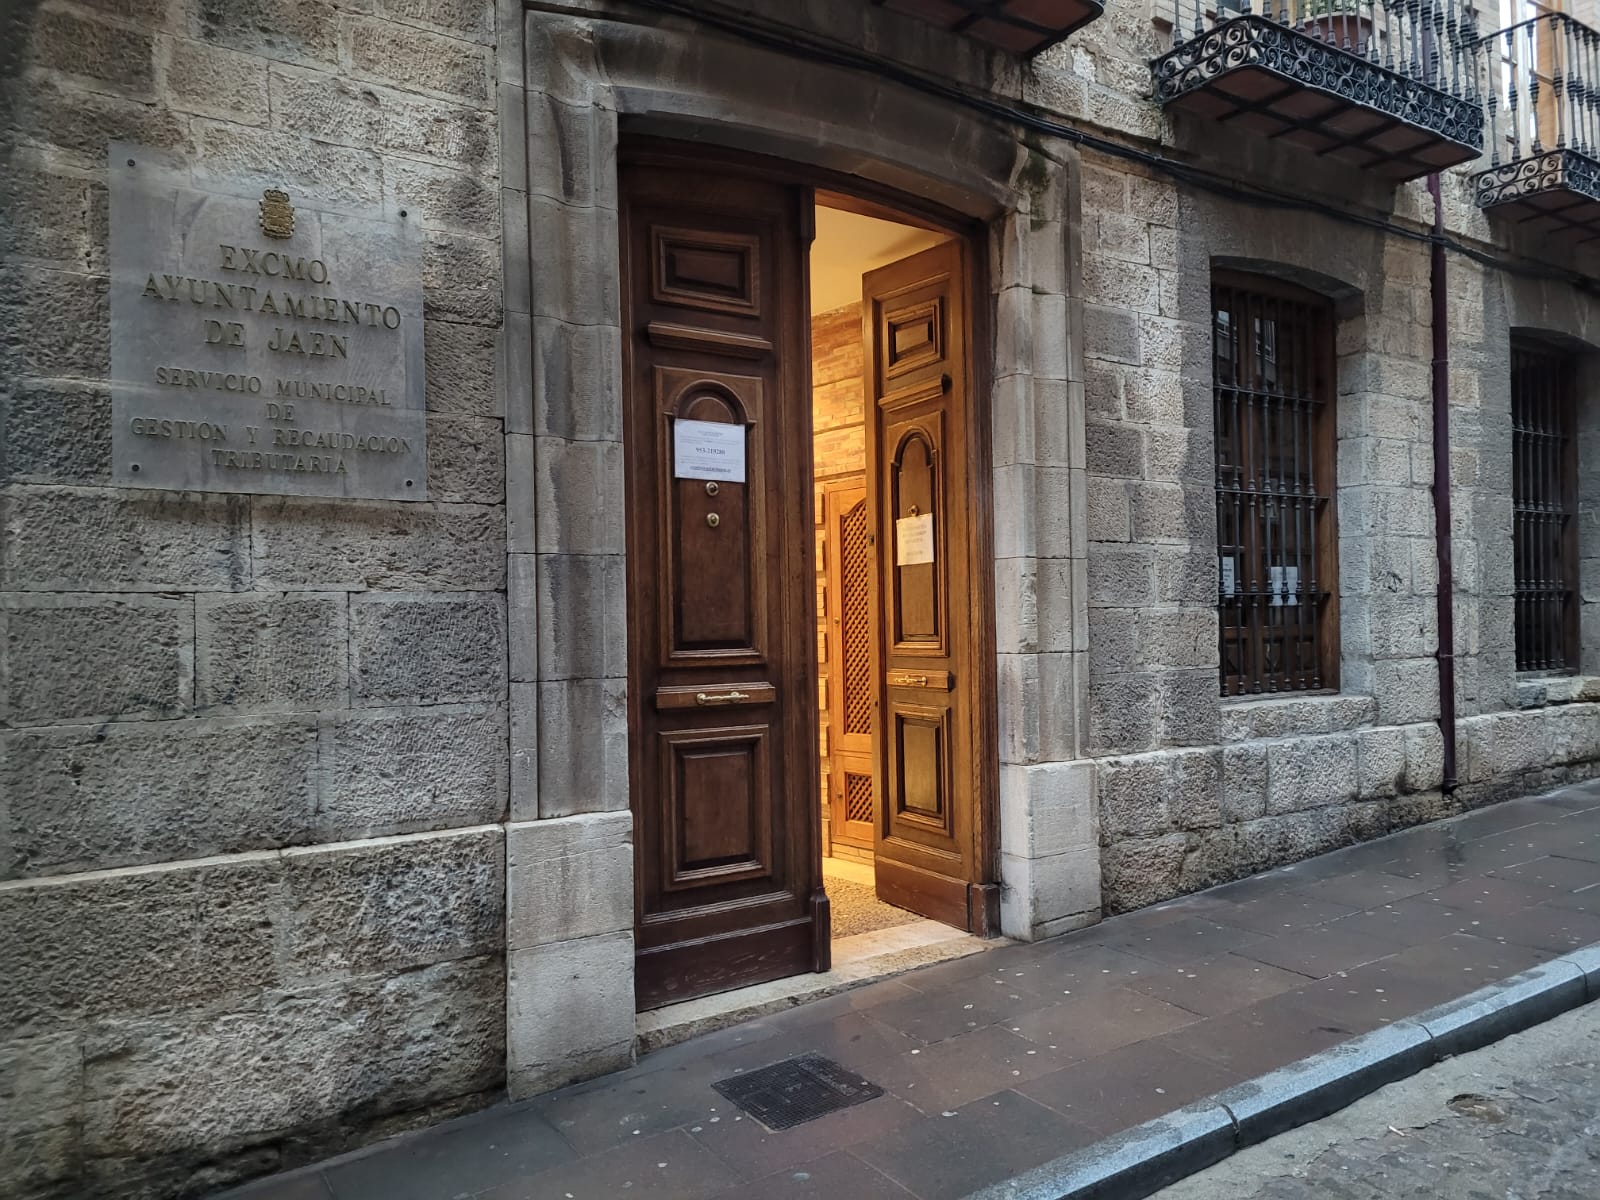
[712,1053,884,1131]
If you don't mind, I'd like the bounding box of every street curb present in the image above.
[1414,959,1587,1061]
[966,944,1600,1200]
[1215,1019,1434,1149]
[971,1103,1235,1200]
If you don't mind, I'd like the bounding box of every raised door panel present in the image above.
[653,366,765,662]
[660,725,772,889]
[884,298,943,380]
[829,752,876,854]
[891,705,953,831]
[886,419,947,653]
[653,227,762,316]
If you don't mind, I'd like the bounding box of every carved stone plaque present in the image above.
[109,143,428,500]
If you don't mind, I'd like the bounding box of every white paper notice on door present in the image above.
[673,419,746,482]
[895,513,935,566]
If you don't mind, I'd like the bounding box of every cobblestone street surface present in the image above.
[1156,1002,1600,1200]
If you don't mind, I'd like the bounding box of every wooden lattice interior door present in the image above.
[825,482,876,854]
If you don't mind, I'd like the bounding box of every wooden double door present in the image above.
[622,149,996,1011]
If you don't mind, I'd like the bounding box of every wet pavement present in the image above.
[1153,989,1600,1199]
[227,778,1600,1200]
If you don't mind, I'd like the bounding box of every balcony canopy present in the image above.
[1150,0,1485,182]
[872,0,1104,55]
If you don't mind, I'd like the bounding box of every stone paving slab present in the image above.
[222,778,1600,1200]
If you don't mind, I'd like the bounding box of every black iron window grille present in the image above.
[1213,276,1339,696]
[1512,341,1580,672]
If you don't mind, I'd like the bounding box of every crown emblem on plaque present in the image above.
[259,188,295,239]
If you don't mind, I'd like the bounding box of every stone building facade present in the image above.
[2,1,510,1195]
[2,0,1598,1195]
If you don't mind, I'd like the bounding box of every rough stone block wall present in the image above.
[1078,158,1218,761]
[1097,696,1449,910]
[0,0,508,1195]
[1445,255,1517,719]
[1075,125,1600,911]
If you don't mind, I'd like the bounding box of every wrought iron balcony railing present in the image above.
[1152,0,1485,181]
[1475,11,1600,237]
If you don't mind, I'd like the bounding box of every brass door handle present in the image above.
[695,690,750,706]
[892,674,928,687]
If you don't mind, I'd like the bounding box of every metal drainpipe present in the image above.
[1428,172,1459,793]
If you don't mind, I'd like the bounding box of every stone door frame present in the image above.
[499,0,1098,1098]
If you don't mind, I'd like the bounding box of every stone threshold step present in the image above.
[636,920,1000,1055]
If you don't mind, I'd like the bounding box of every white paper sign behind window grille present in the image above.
[1269,565,1300,607]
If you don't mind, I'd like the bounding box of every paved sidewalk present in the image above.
[1152,990,1600,1199]
[229,779,1600,1200]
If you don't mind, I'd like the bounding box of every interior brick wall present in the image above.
[812,303,867,481]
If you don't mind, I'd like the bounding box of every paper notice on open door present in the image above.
[895,512,935,566]
[673,419,746,481]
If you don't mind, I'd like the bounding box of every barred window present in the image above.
[1512,340,1580,672]
[1213,275,1339,696]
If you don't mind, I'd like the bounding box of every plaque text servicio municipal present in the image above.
[109,145,428,500]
